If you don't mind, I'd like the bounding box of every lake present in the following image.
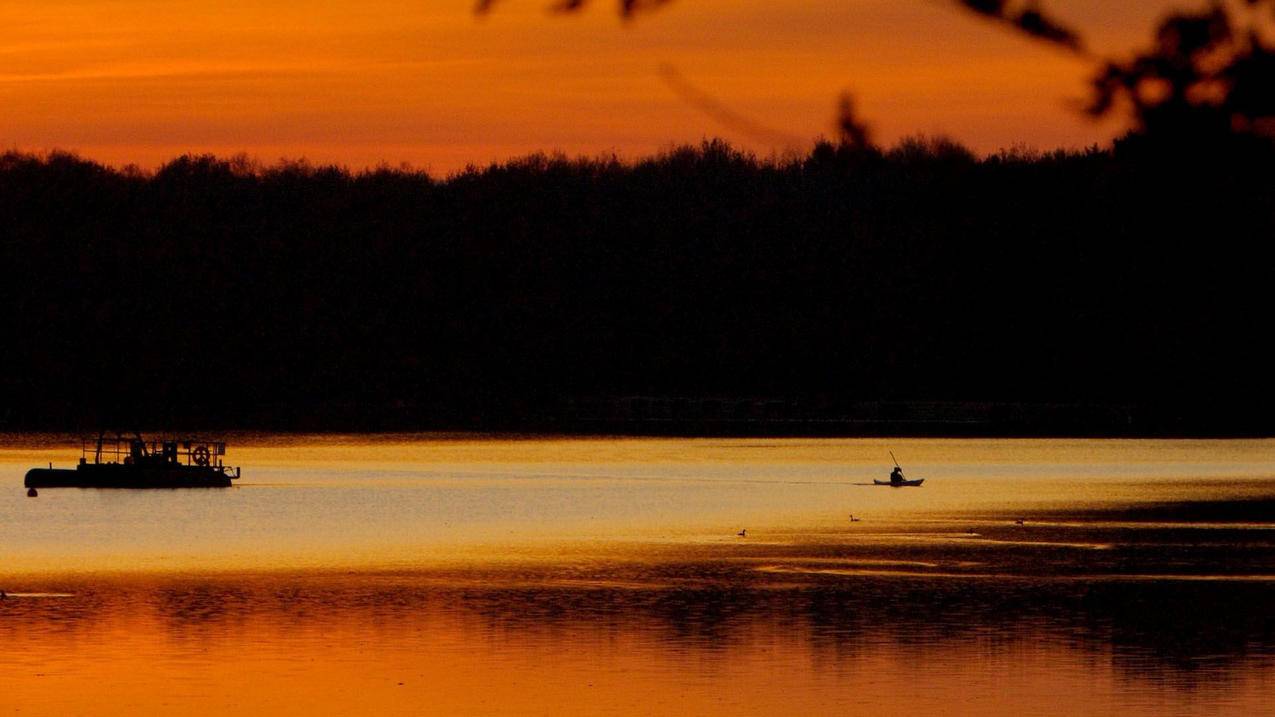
[2,436,1273,715]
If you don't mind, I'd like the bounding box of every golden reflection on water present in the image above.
[1,567,1274,717]
[0,436,1273,573]
[1,437,1274,715]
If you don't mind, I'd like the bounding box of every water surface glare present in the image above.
[1,436,1273,715]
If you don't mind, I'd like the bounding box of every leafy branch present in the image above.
[477,0,1275,147]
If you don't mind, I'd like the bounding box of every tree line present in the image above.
[1,135,1272,433]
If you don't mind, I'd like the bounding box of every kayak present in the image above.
[873,479,924,487]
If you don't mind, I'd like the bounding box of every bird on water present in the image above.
[737,528,747,538]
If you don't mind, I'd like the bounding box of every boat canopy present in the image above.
[81,432,229,468]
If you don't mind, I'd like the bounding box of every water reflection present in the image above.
[2,560,1273,715]
[2,437,1273,714]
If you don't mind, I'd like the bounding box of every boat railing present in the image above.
[80,435,235,469]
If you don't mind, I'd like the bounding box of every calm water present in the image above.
[1,436,1273,715]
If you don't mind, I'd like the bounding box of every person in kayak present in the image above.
[889,466,905,484]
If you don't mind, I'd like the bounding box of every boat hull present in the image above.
[873,479,924,487]
[25,465,234,489]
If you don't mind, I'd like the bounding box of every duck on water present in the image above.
[24,432,241,489]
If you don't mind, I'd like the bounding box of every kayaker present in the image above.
[889,466,904,484]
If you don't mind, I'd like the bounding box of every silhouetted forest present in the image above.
[2,134,1272,434]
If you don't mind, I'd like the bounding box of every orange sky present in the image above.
[1,1,1189,173]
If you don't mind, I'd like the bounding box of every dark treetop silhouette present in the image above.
[2,135,1271,434]
[481,0,1275,151]
[1,1,1273,434]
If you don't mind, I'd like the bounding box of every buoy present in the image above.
[27,487,38,498]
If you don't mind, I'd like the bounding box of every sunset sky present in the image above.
[3,0,1188,173]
